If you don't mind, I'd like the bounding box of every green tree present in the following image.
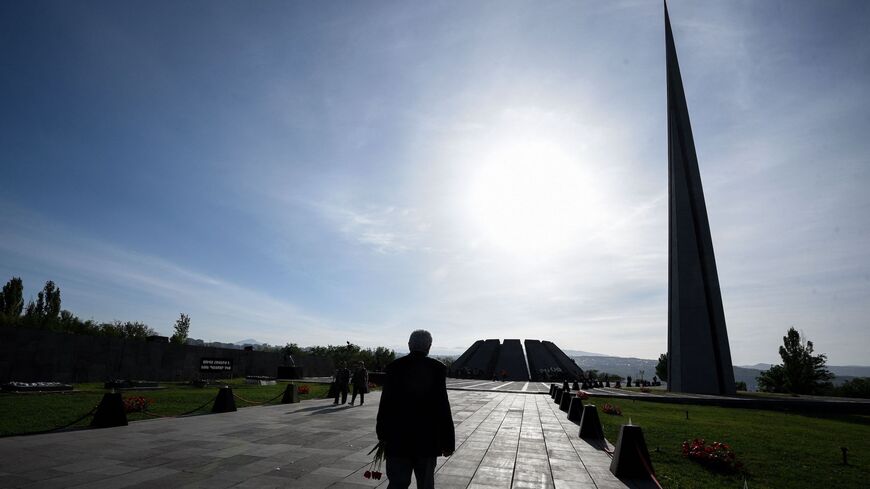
[370,346,396,371]
[42,281,61,319]
[170,313,190,345]
[0,277,24,318]
[99,320,157,340]
[301,343,395,371]
[433,356,454,370]
[283,343,304,357]
[656,353,668,382]
[758,364,787,392]
[835,377,870,399]
[758,328,834,395]
[23,280,61,326]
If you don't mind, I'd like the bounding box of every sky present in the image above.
[1,0,869,365]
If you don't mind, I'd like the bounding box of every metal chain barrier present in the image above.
[177,394,220,416]
[232,389,285,406]
[7,386,287,437]
[9,404,99,437]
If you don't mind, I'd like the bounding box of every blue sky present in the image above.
[2,1,869,364]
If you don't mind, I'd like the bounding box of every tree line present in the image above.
[282,342,396,372]
[0,277,159,340]
[1,276,397,370]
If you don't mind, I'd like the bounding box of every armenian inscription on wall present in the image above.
[200,358,233,372]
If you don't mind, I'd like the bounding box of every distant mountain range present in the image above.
[572,355,870,391]
[184,338,268,350]
[562,349,607,357]
[234,339,264,346]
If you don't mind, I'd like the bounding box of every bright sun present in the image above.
[466,140,601,257]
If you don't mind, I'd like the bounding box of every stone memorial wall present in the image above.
[0,326,334,383]
[492,339,530,381]
[450,338,582,381]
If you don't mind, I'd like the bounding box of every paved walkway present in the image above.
[445,380,551,394]
[0,390,649,489]
[445,380,870,414]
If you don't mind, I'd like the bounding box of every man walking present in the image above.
[333,362,350,405]
[376,330,455,489]
[350,361,368,406]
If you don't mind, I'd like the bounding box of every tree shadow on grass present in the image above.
[799,412,870,426]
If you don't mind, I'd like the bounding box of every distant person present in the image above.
[377,330,455,489]
[351,361,369,406]
[333,362,350,405]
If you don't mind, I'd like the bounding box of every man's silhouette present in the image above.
[376,330,455,489]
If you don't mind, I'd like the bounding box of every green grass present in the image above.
[0,379,334,436]
[592,396,870,489]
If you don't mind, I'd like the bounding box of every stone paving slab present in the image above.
[0,390,654,488]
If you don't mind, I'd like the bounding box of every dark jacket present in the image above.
[334,368,350,389]
[376,351,455,457]
[352,367,368,389]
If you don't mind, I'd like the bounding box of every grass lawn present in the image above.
[592,396,870,489]
[0,379,334,436]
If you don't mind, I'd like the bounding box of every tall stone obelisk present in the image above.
[665,2,736,395]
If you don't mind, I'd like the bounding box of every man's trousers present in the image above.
[385,455,436,489]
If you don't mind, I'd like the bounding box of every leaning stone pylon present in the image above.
[666,1,736,395]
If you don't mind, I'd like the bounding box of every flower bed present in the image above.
[123,396,153,413]
[602,403,622,415]
[681,438,742,473]
[297,385,310,395]
[2,381,73,392]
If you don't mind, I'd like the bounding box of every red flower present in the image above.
[602,403,622,416]
[122,396,153,413]
[363,442,385,480]
[681,438,741,473]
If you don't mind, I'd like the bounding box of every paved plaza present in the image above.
[0,390,652,489]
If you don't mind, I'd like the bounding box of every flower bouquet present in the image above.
[363,441,385,480]
[297,385,310,395]
[122,396,153,413]
[681,438,742,472]
[575,390,590,400]
[602,403,622,416]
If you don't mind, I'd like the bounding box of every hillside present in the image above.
[573,355,868,391]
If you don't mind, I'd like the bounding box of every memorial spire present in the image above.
[665,1,736,395]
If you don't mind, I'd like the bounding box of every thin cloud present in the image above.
[0,207,358,346]
[316,202,432,254]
